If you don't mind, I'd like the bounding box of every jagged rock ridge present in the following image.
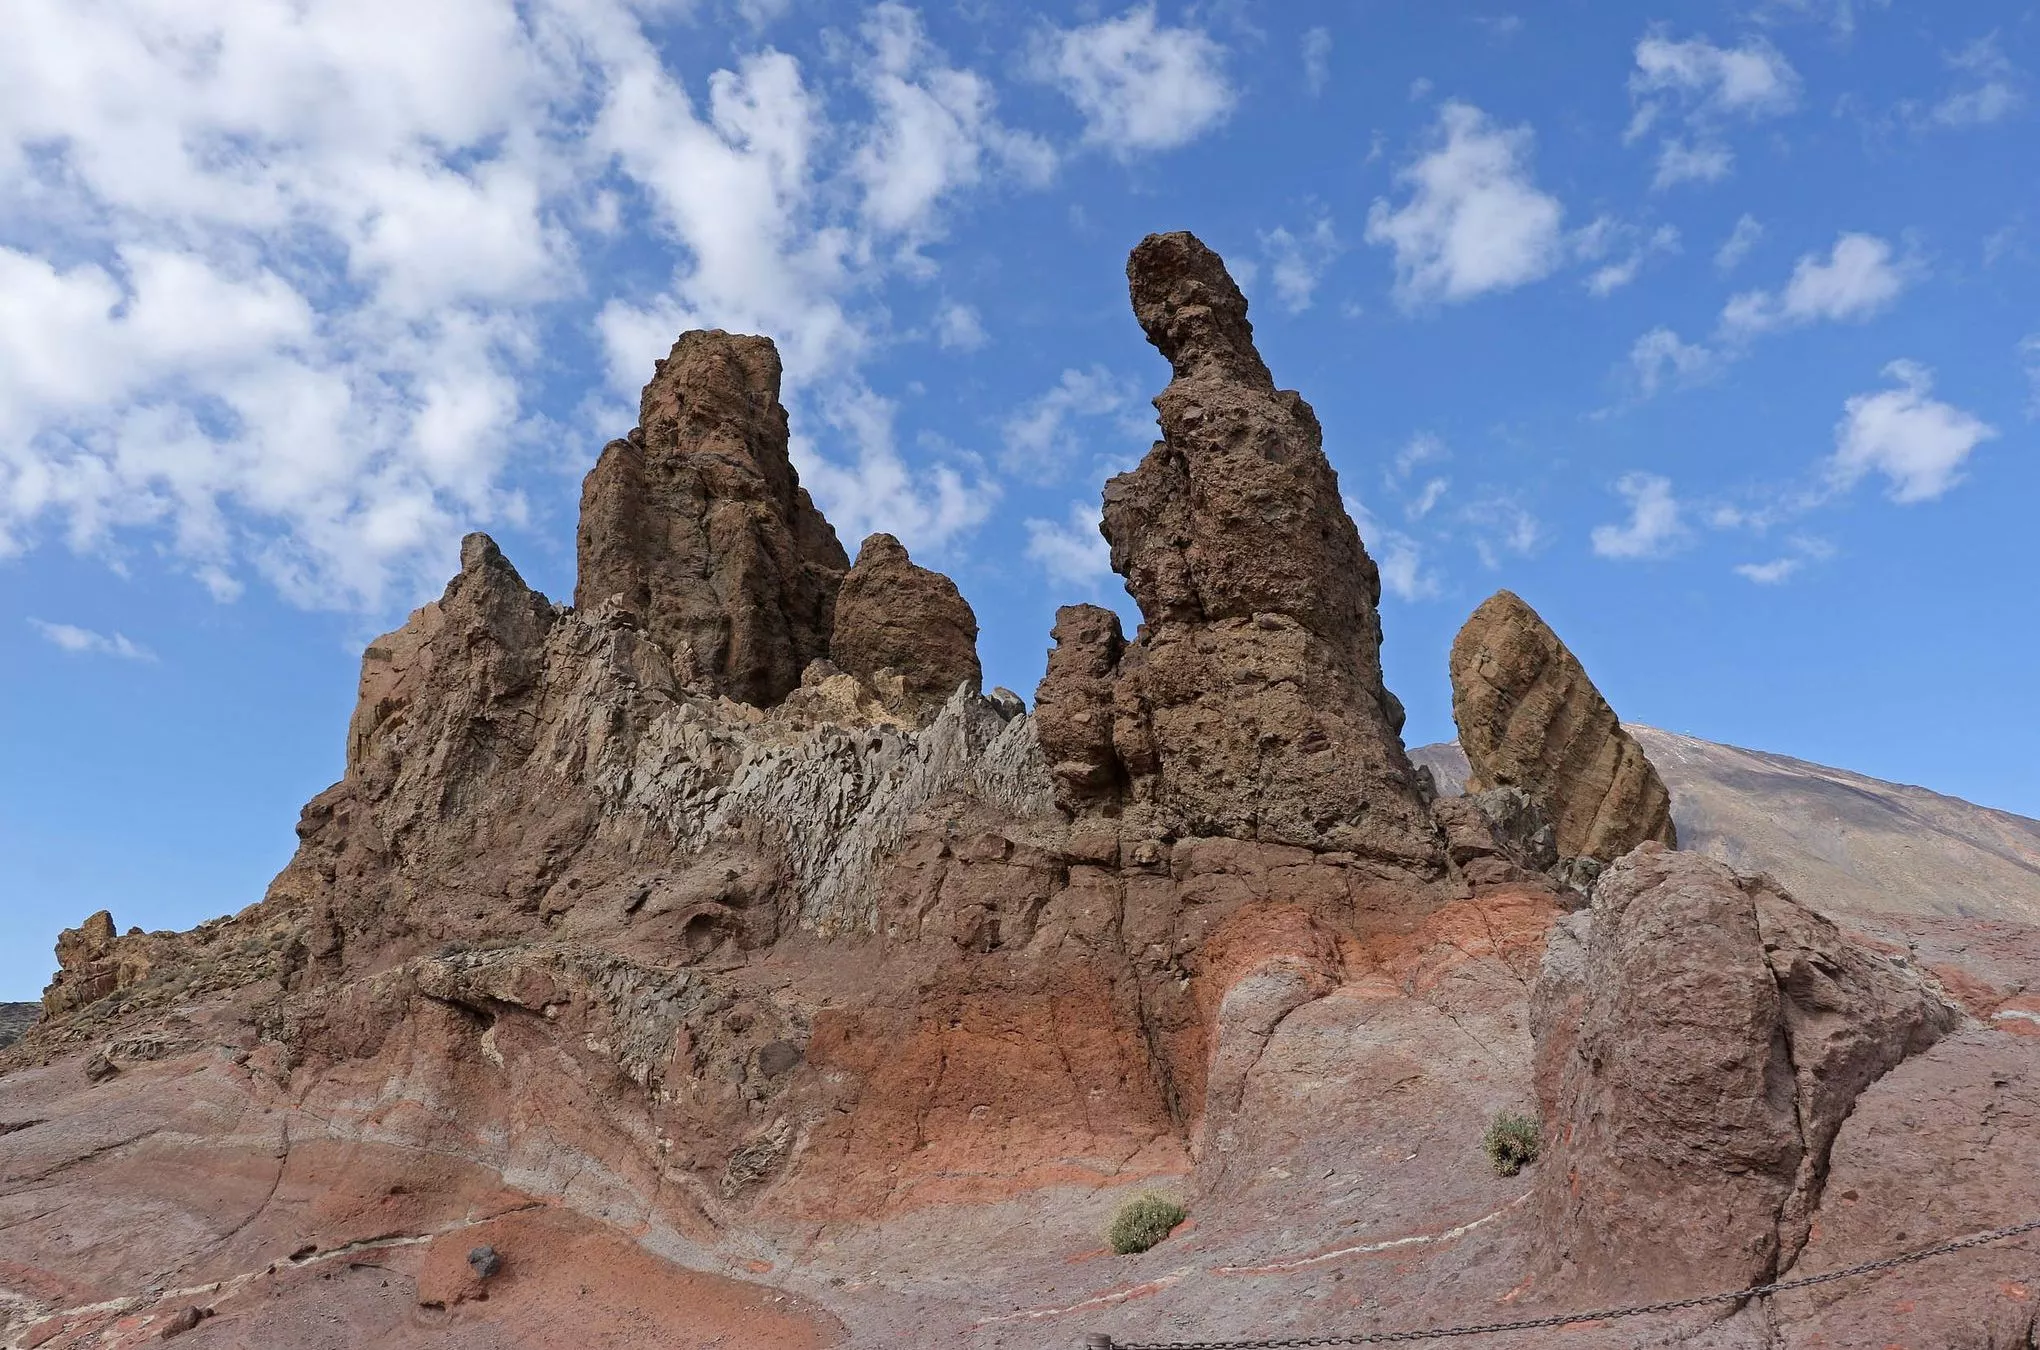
[5,234,2037,1350]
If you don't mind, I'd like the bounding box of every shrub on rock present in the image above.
[1109,1193,1187,1255]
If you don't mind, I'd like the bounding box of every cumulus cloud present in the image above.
[1462,494,1542,568]
[1260,215,1339,313]
[1924,34,2024,128]
[1627,32,1800,189]
[1591,473,1688,559]
[1629,328,1718,396]
[1364,102,1567,307]
[1716,213,1764,270]
[1585,225,1681,297]
[1024,500,1113,588]
[1829,360,1996,503]
[934,301,988,352]
[1347,495,1439,601]
[1302,27,1333,97]
[0,0,1053,606]
[1000,367,1149,483]
[1734,557,1800,584]
[1720,232,1909,337]
[1031,4,1236,156]
[28,618,153,661]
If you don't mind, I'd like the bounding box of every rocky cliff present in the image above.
[4,234,2035,1350]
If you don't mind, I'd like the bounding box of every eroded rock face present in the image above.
[1450,589,1676,863]
[576,330,848,708]
[1529,844,1961,1302]
[1034,232,1440,871]
[830,533,981,715]
[42,910,157,1016]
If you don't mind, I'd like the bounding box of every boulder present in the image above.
[575,330,848,707]
[1529,844,1961,1302]
[1034,232,1440,871]
[1450,589,1676,863]
[830,533,981,714]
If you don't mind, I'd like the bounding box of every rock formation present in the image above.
[1530,844,1961,1302]
[7,236,2039,1350]
[1034,231,1440,870]
[40,909,162,1015]
[1449,588,1676,863]
[829,532,981,714]
[575,329,848,707]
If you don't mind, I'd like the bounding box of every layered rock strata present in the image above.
[575,330,848,707]
[1034,231,1440,871]
[829,532,982,716]
[1450,589,1676,863]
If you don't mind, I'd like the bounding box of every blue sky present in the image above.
[2,0,2035,997]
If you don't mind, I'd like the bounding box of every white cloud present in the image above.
[796,386,999,555]
[1462,495,1541,568]
[28,618,153,661]
[1394,431,1451,479]
[934,301,988,352]
[1652,138,1735,189]
[1346,495,1438,601]
[1260,215,1339,313]
[0,0,1048,609]
[1630,327,1717,396]
[2021,333,2040,416]
[1591,473,1688,559]
[1586,224,1680,296]
[1406,477,1450,520]
[1031,5,1236,156]
[1734,557,1800,584]
[1716,213,1764,270]
[850,4,1055,254]
[1024,500,1112,588]
[1302,27,1332,97]
[1000,367,1149,483]
[1720,232,1909,337]
[1364,101,1567,307]
[1927,35,2024,128]
[1628,32,1800,190]
[1829,360,1996,503]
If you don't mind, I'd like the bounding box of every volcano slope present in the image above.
[4,234,2036,1350]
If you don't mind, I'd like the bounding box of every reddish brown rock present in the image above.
[1530,844,1961,1303]
[829,532,981,713]
[1033,603,1128,815]
[41,910,160,1016]
[1034,232,1440,871]
[575,330,848,708]
[1450,589,1675,864]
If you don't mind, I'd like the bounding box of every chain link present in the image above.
[1104,1216,2040,1349]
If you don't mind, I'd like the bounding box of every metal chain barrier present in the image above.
[1085,1215,2040,1349]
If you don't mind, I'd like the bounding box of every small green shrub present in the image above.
[1108,1193,1187,1255]
[1483,1110,1541,1177]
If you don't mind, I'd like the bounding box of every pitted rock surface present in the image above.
[830,532,981,714]
[1450,589,1676,863]
[575,329,848,708]
[1034,231,1440,870]
[1529,844,1961,1304]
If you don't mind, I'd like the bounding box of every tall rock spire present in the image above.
[575,330,848,707]
[1035,232,1441,870]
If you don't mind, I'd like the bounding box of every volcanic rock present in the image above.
[829,532,981,715]
[575,330,848,707]
[1450,589,1676,863]
[1034,231,1440,870]
[42,910,160,1016]
[1529,844,1961,1302]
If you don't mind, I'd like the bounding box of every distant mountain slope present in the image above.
[1410,726,2040,925]
[0,1003,37,1051]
